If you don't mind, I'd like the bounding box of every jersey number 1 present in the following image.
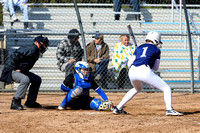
[141,47,148,57]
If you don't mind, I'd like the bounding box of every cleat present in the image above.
[166,109,184,116]
[58,105,66,110]
[113,107,127,115]
[24,101,42,108]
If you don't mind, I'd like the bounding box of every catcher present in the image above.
[58,61,113,111]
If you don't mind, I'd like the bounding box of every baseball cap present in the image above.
[68,29,80,40]
[92,34,103,39]
[34,35,49,54]
[34,35,45,43]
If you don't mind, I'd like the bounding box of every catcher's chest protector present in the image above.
[74,74,91,94]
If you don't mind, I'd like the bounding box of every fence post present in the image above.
[198,35,200,80]
[171,0,174,22]
[73,0,87,62]
[183,0,194,93]
[0,31,5,89]
[179,0,182,35]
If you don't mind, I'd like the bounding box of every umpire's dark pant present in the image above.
[12,71,41,101]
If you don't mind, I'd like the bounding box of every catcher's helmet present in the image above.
[75,61,90,80]
[145,31,162,46]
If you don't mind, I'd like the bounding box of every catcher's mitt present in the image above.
[98,100,115,111]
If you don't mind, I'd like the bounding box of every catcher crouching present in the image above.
[58,61,114,111]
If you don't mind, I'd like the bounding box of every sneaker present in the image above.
[10,97,23,110]
[58,105,66,110]
[166,109,184,116]
[113,107,127,115]
[24,100,42,108]
[11,15,19,22]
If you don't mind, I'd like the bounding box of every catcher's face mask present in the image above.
[34,36,49,54]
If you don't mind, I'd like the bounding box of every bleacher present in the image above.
[2,3,200,91]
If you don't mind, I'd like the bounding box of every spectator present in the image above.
[114,0,141,20]
[112,35,135,89]
[2,0,30,29]
[56,29,84,77]
[0,35,49,110]
[86,34,110,89]
[58,61,113,111]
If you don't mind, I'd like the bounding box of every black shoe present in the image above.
[24,100,42,108]
[24,22,31,29]
[10,97,23,110]
[113,107,127,115]
[114,14,120,21]
[115,16,120,20]
[10,15,19,22]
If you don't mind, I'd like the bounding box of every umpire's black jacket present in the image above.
[0,44,40,83]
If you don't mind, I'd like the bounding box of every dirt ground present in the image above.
[0,92,200,133]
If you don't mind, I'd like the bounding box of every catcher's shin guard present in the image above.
[90,98,102,111]
[90,98,114,111]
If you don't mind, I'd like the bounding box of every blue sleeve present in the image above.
[60,84,71,92]
[95,87,108,101]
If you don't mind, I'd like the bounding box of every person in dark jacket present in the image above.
[0,35,49,110]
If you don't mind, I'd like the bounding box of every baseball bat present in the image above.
[127,24,137,48]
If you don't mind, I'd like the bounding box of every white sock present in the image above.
[163,87,172,110]
[117,88,138,110]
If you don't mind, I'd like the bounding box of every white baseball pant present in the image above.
[117,64,173,111]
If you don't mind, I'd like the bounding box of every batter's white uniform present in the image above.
[116,42,173,111]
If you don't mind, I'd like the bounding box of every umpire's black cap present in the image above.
[34,35,49,46]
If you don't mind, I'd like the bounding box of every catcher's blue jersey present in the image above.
[133,43,161,69]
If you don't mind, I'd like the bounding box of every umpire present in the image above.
[0,35,49,110]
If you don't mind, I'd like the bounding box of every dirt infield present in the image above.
[0,92,200,133]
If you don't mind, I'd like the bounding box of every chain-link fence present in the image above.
[0,1,200,92]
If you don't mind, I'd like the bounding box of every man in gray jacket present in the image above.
[56,29,84,77]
